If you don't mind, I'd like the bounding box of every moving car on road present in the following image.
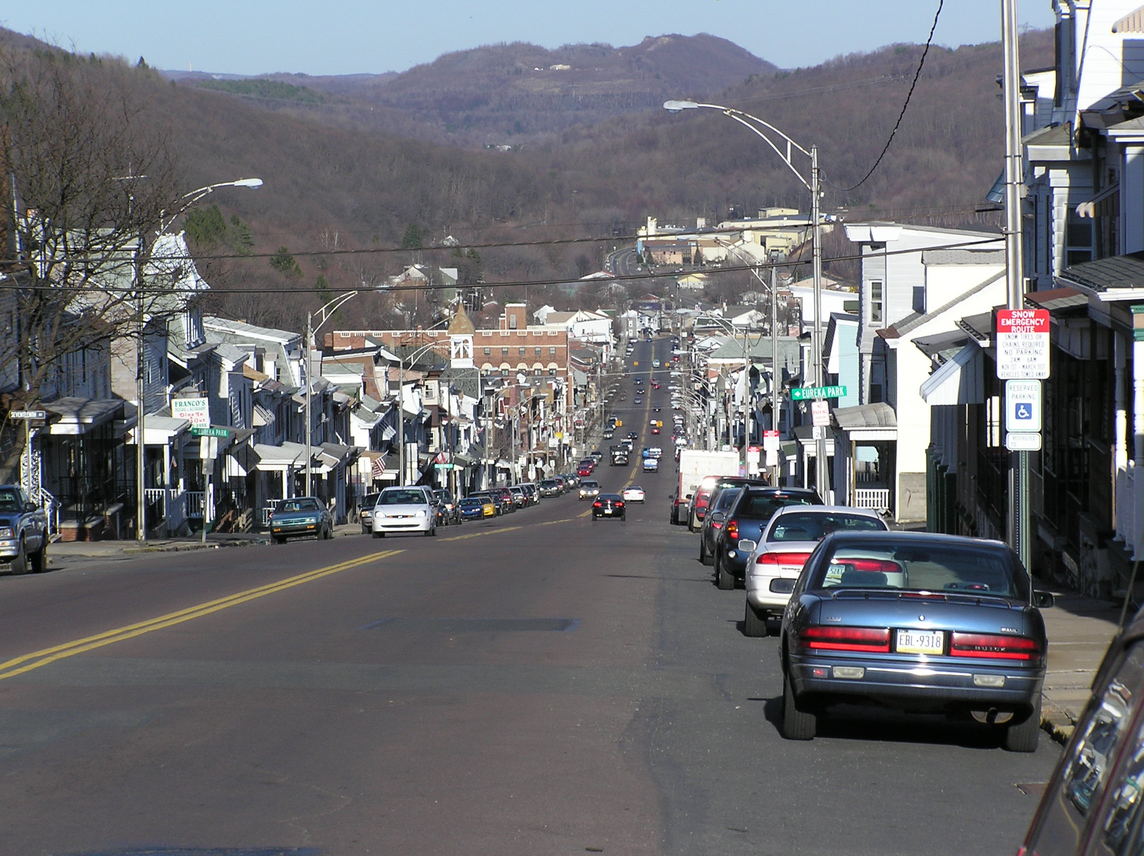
[269,496,334,544]
[591,494,626,520]
[371,486,437,537]
[578,479,601,500]
[358,492,381,534]
[622,485,646,503]
[778,530,1053,751]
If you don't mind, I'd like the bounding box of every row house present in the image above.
[902,2,1144,597]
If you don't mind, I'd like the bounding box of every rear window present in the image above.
[737,495,815,518]
[769,511,885,542]
[807,538,1027,599]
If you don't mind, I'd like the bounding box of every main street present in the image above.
[0,339,1058,856]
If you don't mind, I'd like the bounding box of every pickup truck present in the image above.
[0,485,49,573]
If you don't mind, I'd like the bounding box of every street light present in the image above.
[135,177,262,542]
[395,320,452,485]
[305,291,359,496]
[664,100,827,500]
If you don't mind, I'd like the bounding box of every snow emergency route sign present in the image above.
[995,308,1050,379]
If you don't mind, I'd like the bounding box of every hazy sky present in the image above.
[2,1,1057,77]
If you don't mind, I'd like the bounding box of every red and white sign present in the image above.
[996,309,1050,379]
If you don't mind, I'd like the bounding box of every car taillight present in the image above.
[615,501,624,507]
[593,501,602,508]
[949,632,1040,661]
[757,552,812,566]
[837,557,901,573]
[799,625,891,652]
[725,519,739,541]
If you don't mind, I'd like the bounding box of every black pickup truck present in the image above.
[0,485,49,573]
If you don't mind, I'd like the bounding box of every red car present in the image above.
[577,464,594,477]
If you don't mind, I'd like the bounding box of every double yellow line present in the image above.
[0,549,403,681]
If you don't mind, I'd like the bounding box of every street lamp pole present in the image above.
[664,100,827,499]
[305,291,359,496]
[136,177,262,542]
[396,331,450,486]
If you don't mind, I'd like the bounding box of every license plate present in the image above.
[896,629,945,654]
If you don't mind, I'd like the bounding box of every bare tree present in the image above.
[0,49,184,479]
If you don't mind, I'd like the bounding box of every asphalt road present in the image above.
[0,339,1061,856]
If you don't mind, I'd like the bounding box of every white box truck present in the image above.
[671,449,740,527]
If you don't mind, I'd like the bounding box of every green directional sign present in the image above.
[790,385,847,401]
[191,426,230,438]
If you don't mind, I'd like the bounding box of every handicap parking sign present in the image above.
[1004,380,1041,433]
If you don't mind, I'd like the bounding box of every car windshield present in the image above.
[276,498,320,513]
[808,538,1028,599]
[459,498,482,506]
[768,511,884,542]
[378,490,427,505]
[0,489,21,510]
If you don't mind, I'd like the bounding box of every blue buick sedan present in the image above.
[778,530,1054,751]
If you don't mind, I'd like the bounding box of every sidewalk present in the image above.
[1039,588,1124,743]
[44,528,1125,745]
[47,522,362,560]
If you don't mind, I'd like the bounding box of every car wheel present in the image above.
[30,540,47,573]
[699,537,710,565]
[743,600,768,637]
[273,536,286,545]
[781,669,816,740]
[715,553,735,590]
[9,537,27,574]
[424,526,434,537]
[373,531,385,538]
[1002,698,1042,753]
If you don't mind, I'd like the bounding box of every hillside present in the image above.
[169,34,777,148]
[0,27,1055,333]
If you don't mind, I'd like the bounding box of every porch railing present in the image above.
[853,488,892,514]
[1115,463,1144,560]
[143,488,188,534]
[185,491,205,519]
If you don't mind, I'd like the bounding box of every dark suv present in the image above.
[712,486,822,589]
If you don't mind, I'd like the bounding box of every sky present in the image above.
[1,1,1058,77]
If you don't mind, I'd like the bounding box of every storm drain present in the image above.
[365,617,578,632]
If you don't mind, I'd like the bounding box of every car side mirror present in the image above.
[737,539,757,553]
[1033,590,1055,608]
[710,511,726,524]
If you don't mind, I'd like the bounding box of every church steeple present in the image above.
[448,305,475,368]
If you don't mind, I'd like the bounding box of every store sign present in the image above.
[171,397,210,428]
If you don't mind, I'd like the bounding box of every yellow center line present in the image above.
[0,549,404,681]
[440,525,523,541]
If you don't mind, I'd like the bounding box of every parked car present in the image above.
[358,492,381,534]
[269,496,334,544]
[1020,602,1144,849]
[591,493,626,521]
[698,486,744,566]
[688,475,770,532]
[622,485,646,503]
[458,496,496,520]
[518,483,540,505]
[739,506,888,636]
[0,484,50,573]
[371,486,437,537]
[489,487,516,514]
[539,479,563,498]
[712,486,822,589]
[578,479,601,500]
[778,530,1053,750]
[507,485,528,509]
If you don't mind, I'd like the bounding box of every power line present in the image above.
[0,235,1002,297]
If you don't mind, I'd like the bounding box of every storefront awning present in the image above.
[920,344,983,406]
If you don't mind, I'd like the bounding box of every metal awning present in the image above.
[44,397,125,436]
[920,344,983,406]
[252,441,308,470]
[832,402,897,441]
[126,415,191,446]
